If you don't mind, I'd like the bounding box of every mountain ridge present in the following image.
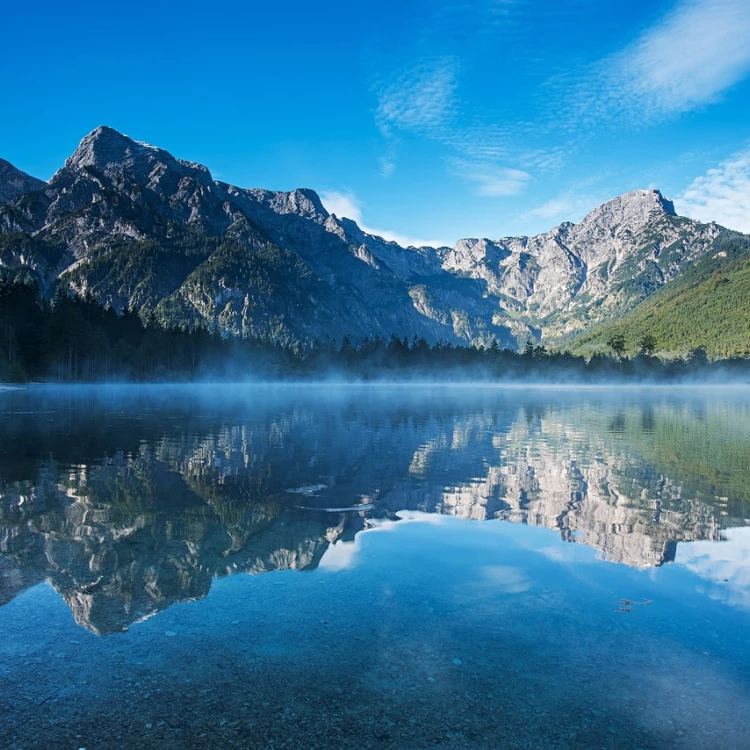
[0,158,46,205]
[0,126,744,350]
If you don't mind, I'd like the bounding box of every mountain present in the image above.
[570,237,750,358]
[0,127,491,346]
[0,126,745,349]
[0,158,45,205]
[442,189,727,340]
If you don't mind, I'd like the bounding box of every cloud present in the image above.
[675,527,750,610]
[448,157,531,197]
[374,56,460,140]
[320,190,449,247]
[479,565,532,593]
[318,516,401,572]
[521,183,613,225]
[577,0,750,122]
[319,190,363,222]
[523,197,578,221]
[372,55,540,190]
[319,511,454,572]
[379,155,396,179]
[455,565,533,601]
[675,148,750,231]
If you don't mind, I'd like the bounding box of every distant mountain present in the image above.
[0,158,45,205]
[443,189,728,340]
[0,126,746,350]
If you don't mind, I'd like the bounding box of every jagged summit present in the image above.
[0,158,45,205]
[588,188,675,218]
[448,190,677,258]
[572,188,677,234]
[241,186,329,221]
[64,125,154,169]
[58,125,213,184]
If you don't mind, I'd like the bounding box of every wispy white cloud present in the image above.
[479,565,532,594]
[675,148,750,231]
[371,53,541,194]
[448,157,531,197]
[319,191,363,222]
[521,182,613,225]
[523,196,578,222]
[320,190,449,247]
[675,527,750,610]
[374,56,460,140]
[575,0,750,123]
[455,565,533,602]
[378,154,396,179]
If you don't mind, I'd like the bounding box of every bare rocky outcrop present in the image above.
[0,158,45,205]
[441,189,723,336]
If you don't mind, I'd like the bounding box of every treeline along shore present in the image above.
[1,277,749,383]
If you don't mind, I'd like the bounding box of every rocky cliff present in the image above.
[0,158,45,205]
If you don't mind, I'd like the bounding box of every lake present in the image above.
[1,384,749,749]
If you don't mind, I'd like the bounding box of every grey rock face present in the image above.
[0,158,45,205]
[0,127,740,347]
[441,189,723,338]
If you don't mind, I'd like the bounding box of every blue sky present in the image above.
[3,0,750,246]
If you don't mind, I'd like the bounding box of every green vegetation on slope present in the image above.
[571,235,750,358]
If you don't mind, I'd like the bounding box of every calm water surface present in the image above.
[1,385,750,749]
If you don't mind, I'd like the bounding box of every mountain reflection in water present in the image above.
[1,385,748,635]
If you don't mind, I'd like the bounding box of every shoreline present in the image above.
[2,380,750,390]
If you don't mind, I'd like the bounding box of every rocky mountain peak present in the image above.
[574,188,676,235]
[560,188,680,269]
[59,126,214,187]
[448,237,511,267]
[64,125,144,170]
[649,188,676,216]
[0,158,45,205]
[285,188,328,220]
[0,123,738,351]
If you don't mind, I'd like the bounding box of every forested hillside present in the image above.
[2,278,749,383]
[571,235,750,359]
